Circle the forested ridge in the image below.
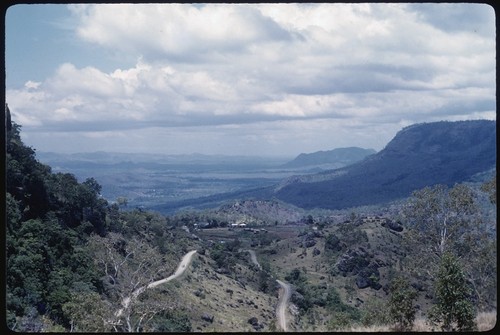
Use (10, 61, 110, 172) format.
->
(5, 106, 198, 332)
(276, 120, 496, 209)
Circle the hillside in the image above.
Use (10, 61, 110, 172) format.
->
(283, 147, 376, 169)
(5, 107, 496, 332)
(275, 120, 496, 210)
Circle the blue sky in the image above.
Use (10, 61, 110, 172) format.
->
(5, 3, 496, 157)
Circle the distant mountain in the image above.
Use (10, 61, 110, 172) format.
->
(274, 120, 496, 210)
(283, 147, 376, 169)
(37, 151, 288, 166)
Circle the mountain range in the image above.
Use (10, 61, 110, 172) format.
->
(282, 147, 376, 169)
(273, 120, 496, 209)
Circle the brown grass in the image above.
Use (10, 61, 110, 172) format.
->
(476, 311, 497, 332)
(343, 311, 497, 332)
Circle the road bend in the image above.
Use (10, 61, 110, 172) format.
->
(246, 249, 262, 270)
(115, 250, 197, 317)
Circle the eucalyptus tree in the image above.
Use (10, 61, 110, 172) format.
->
(402, 183, 496, 310)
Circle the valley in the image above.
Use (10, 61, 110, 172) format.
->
(6, 117, 497, 332)
(36, 147, 374, 213)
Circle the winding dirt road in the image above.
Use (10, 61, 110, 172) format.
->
(276, 279, 291, 332)
(116, 250, 197, 317)
(148, 250, 197, 288)
(245, 249, 262, 270)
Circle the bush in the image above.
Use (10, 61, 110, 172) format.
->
(427, 253, 477, 331)
(361, 297, 391, 327)
(388, 276, 418, 331)
(327, 311, 356, 330)
(152, 310, 192, 332)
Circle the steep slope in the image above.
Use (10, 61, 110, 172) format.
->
(275, 120, 496, 209)
(283, 147, 376, 169)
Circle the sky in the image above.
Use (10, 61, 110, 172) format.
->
(4, 3, 496, 157)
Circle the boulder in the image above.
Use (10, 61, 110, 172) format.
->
(382, 219, 404, 232)
(201, 313, 214, 323)
(336, 248, 370, 274)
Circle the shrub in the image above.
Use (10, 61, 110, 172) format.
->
(427, 253, 477, 331)
(388, 276, 418, 331)
(361, 297, 391, 327)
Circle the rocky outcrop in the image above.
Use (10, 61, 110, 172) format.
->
(336, 247, 382, 290)
(247, 316, 264, 330)
(336, 248, 370, 274)
(382, 219, 404, 232)
(201, 313, 214, 323)
(298, 230, 323, 248)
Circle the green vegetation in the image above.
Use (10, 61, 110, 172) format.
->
(360, 296, 391, 327)
(285, 267, 360, 328)
(6, 117, 105, 330)
(5, 108, 496, 332)
(5, 112, 196, 332)
(428, 253, 477, 331)
(388, 276, 418, 331)
(402, 183, 497, 310)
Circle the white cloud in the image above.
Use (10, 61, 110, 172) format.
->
(24, 80, 41, 89)
(6, 3, 496, 156)
(69, 4, 292, 59)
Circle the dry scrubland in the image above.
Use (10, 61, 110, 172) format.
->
(345, 311, 496, 332)
(159, 252, 278, 332)
(197, 219, 496, 332)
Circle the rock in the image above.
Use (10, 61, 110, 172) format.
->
(374, 258, 387, 267)
(336, 248, 370, 274)
(193, 288, 205, 298)
(357, 263, 382, 290)
(304, 239, 317, 248)
(201, 313, 214, 323)
(312, 247, 321, 256)
(356, 276, 370, 289)
(383, 219, 404, 232)
(247, 317, 263, 330)
(325, 234, 342, 251)
(411, 281, 425, 292)
(247, 317, 259, 326)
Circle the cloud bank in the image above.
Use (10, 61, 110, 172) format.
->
(6, 3, 496, 156)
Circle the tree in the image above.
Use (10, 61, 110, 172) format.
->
(62, 292, 112, 332)
(403, 183, 496, 309)
(405, 184, 477, 255)
(116, 196, 129, 208)
(480, 175, 496, 204)
(388, 276, 418, 331)
(402, 183, 479, 276)
(5, 114, 107, 330)
(428, 253, 476, 331)
(86, 232, 174, 332)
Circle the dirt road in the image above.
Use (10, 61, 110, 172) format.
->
(276, 279, 291, 332)
(148, 250, 197, 288)
(245, 249, 262, 270)
(116, 250, 197, 317)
